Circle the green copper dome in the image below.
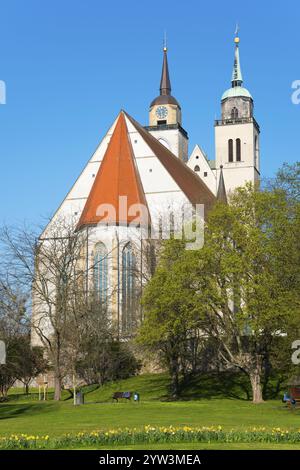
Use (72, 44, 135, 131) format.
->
(222, 86, 252, 100)
(221, 34, 252, 101)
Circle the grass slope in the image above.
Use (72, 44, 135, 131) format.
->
(81, 370, 281, 403)
(6, 370, 283, 404)
(0, 372, 295, 449)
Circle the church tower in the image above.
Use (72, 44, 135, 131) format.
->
(146, 44, 189, 162)
(215, 31, 260, 194)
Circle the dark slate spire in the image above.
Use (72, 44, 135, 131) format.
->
(160, 47, 171, 96)
(217, 166, 227, 204)
(150, 40, 181, 109)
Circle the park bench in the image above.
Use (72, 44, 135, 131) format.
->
(283, 387, 300, 408)
(289, 387, 300, 407)
(112, 391, 132, 402)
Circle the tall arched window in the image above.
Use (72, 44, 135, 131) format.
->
(93, 242, 108, 305)
(228, 139, 233, 162)
(122, 243, 136, 333)
(194, 165, 200, 172)
(236, 138, 241, 162)
(255, 135, 259, 167)
(231, 107, 238, 119)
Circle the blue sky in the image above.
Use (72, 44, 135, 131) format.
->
(0, 0, 299, 225)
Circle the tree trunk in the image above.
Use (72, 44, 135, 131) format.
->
(171, 372, 179, 398)
(25, 383, 29, 395)
(73, 373, 76, 406)
(262, 354, 271, 400)
(54, 337, 62, 401)
(54, 372, 62, 401)
(249, 370, 264, 404)
(170, 354, 179, 399)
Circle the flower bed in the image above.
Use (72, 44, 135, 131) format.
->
(1, 426, 300, 449)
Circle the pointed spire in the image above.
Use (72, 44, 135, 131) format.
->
(160, 40, 171, 96)
(222, 28, 252, 101)
(217, 166, 227, 204)
(231, 27, 243, 88)
(150, 38, 181, 110)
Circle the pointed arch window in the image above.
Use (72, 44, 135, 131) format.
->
(255, 135, 259, 167)
(93, 242, 108, 305)
(122, 243, 136, 333)
(228, 139, 233, 162)
(158, 217, 163, 239)
(194, 165, 200, 172)
(236, 138, 241, 162)
(231, 107, 239, 120)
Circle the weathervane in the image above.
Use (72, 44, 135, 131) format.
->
(163, 30, 167, 52)
(234, 23, 240, 44)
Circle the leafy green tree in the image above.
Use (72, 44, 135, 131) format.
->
(189, 186, 299, 403)
(271, 162, 300, 201)
(14, 337, 48, 394)
(0, 336, 47, 398)
(138, 185, 300, 403)
(0, 283, 26, 399)
(0, 282, 47, 398)
(76, 338, 140, 387)
(0, 338, 20, 399)
(137, 239, 200, 398)
(73, 297, 140, 387)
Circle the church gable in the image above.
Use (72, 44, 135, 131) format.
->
(187, 145, 217, 195)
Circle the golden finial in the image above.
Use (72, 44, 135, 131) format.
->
(234, 23, 240, 44)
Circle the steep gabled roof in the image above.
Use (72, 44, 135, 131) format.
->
(77, 112, 150, 229)
(124, 112, 216, 215)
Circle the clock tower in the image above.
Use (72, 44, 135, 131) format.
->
(145, 45, 188, 162)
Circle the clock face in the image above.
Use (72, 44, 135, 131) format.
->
(156, 106, 168, 119)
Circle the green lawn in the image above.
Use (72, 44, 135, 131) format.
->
(79, 443, 300, 450)
(0, 372, 298, 450)
(1, 400, 299, 438)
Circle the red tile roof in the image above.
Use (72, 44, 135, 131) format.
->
(77, 112, 150, 229)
